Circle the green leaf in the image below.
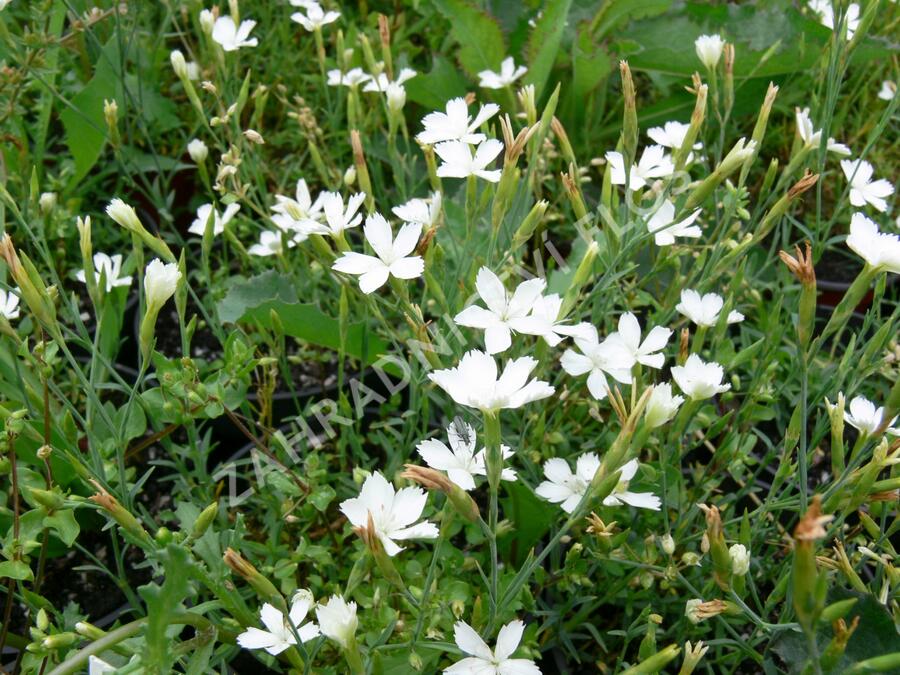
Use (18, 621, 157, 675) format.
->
(524, 0, 573, 97)
(0, 560, 34, 581)
(310, 485, 337, 513)
(217, 271, 389, 366)
(45, 509, 80, 546)
(139, 545, 191, 674)
(432, 0, 507, 78)
(59, 41, 118, 188)
(405, 55, 469, 109)
(500, 481, 558, 565)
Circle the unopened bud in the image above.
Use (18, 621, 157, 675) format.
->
(243, 129, 264, 144)
(170, 49, 188, 80)
(401, 464, 479, 522)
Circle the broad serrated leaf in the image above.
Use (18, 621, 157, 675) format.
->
(432, 0, 507, 78)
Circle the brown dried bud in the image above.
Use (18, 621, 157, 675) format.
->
(499, 115, 538, 164)
(402, 464, 479, 522)
(794, 495, 833, 541)
(585, 513, 618, 538)
(464, 91, 476, 105)
(779, 241, 816, 286)
(788, 171, 819, 200)
(679, 328, 690, 363)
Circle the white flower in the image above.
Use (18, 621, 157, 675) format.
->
(88, 656, 116, 675)
(363, 67, 417, 93)
(729, 544, 750, 576)
(644, 383, 684, 428)
(290, 2, 340, 31)
(188, 202, 240, 237)
(878, 80, 897, 101)
(560, 325, 634, 400)
(841, 159, 894, 213)
(647, 200, 702, 246)
(187, 138, 208, 163)
(0, 289, 20, 321)
(211, 16, 258, 51)
(416, 98, 500, 145)
(846, 213, 900, 273)
(615, 312, 672, 369)
(602, 459, 661, 511)
(316, 595, 358, 650)
(809, 0, 859, 39)
(536, 452, 600, 513)
(694, 34, 725, 69)
(453, 267, 547, 354)
(304, 191, 366, 237)
(477, 57, 528, 89)
(327, 67, 371, 88)
(727, 310, 745, 324)
(332, 214, 424, 293)
(795, 108, 851, 155)
(675, 289, 727, 327)
(270, 178, 323, 237)
(248, 230, 295, 257)
(647, 121, 702, 153)
(143, 259, 181, 310)
(237, 591, 319, 655)
(511, 294, 593, 347)
(339, 471, 438, 556)
(105, 198, 143, 233)
(605, 146, 674, 189)
(435, 139, 504, 182)
(843, 395, 899, 436)
(446, 620, 540, 675)
(671, 354, 730, 400)
(428, 349, 555, 413)
(393, 192, 442, 228)
(76, 253, 132, 292)
(416, 420, 516, 491)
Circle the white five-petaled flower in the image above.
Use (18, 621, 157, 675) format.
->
(332, 213, 424, 293)
(339, 471, 438, 557)
(363, 67, 417, 93)
(842, 395, 899, 436)
(327, 67, 371, 88)
(237, 591, 320, 655)
(429, 349, 555, 413)
(647, 200, 702, 246)
(878, 80, 897, 101)
(511, 294, 593, 347)
(536, 452, 600, 513)
(676, 289, 742, 326)
(446, 620, 540, 674)
(615, 312, 672, 369)
(248, 230, 296, 257)
(841, 159, 894, 213)
(76, 253, 133, 292)
(454, 267, 546, 354)
(477, 56, 528, 89)
(270, 178, 323, 237)
(671, 354, 730, 400)
(561, 325, 635, 401)
(316, 595, 358, 650)
(304, 191, 366, 237)
(188, 202, 241, 237)
(644, 383, 685, 428)
(290, 2, 340, 31)
(393, 192, 442, 228)
(416, 98, 500, 145)
(211, 16, 258, 51)
(0, 289, 20, 321)
(694, 34, 725, 69)
(795, 108, 851, 156)
(606, 146, 675, 189)
(602, 459, 661, 510)
(647, 121, 702, 154)
(435, 139, 504, 182)
(808, 0, 859, 39)
(143, 259, 181, 310)
(416, 420, 516, 491)
(845, 213, 900, 273)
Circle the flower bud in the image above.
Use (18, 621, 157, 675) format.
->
(199, 8, 215, 34)
(511, 200, 548, 252)
(39, 192, 56, 215)
(75, 622, 105, 639)
(89, 480, 153, 546)
(187, 138, 208, 163)
(223, 547, 282, 605)
(170, 49, 188, 79)
(42, 632, 77, 650)
(385, 81, 406, 112)
(661, 533, 676, 555)
(729, 543, 750, 576)
(243, 129, 265, 144)
(190, 501, 218, 540)
(698, 503, 732, 591)
(401, 464, 479, 523)
(343, 165, 357, 186)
